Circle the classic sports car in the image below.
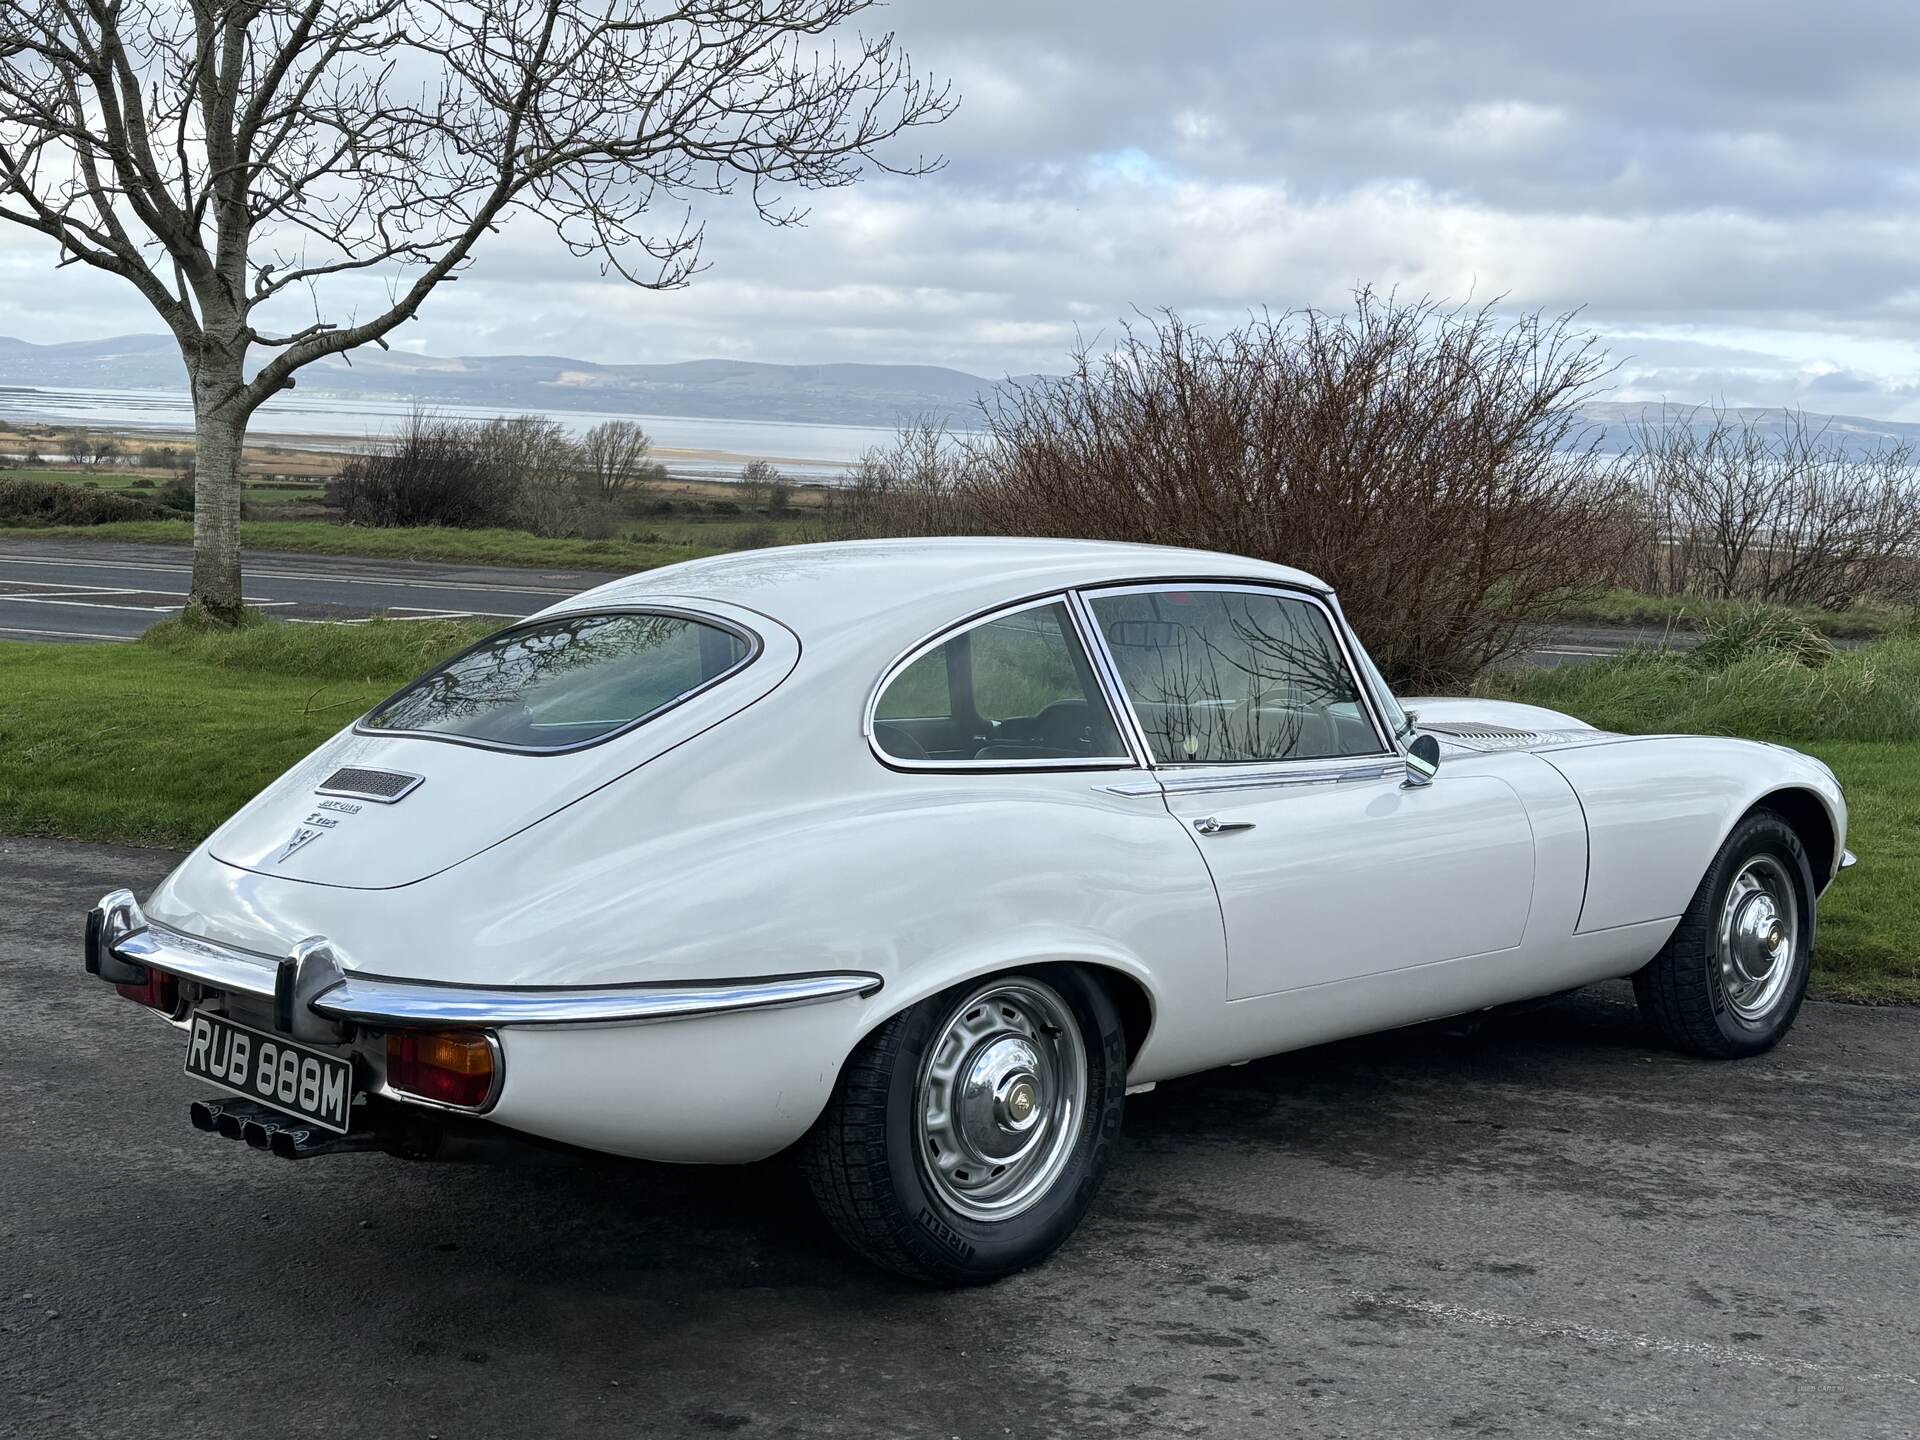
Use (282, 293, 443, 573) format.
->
(86, 538, 1852, 1283)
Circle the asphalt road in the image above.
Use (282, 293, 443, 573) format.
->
(5, 836, 1917, 1438)
(1, 535, 1680, 667)
(0, 536, 612, 642)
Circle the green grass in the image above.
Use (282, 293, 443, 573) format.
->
(1559, 587, 1909, 641)
(1490, 624, 1920, 1003)
(0, 616, 492, 848)
(15, 518, 728, 571)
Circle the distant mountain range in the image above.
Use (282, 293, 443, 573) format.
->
(3, 334, 1918, 455)
(0, 333, 1036, 429)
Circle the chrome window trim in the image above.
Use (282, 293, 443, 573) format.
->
(1323, 587, 1411, 757)
(1065, 588, 1158, 770)
(863, 591, 1147, 773)
(1074, 580, 1396, 770)
(354, 605, 763, 757)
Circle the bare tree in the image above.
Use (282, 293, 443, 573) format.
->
(580, 419, 659, 504)
(1626, 408, 1920, 608)
(737, 456, 780, 510)
(0, 2, 951, 620)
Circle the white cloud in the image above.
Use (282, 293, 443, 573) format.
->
(5, 0, 1920, 418)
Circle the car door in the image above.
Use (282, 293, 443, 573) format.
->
(1080, 583, 1536, 1001)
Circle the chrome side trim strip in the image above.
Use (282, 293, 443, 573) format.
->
(1839, 849, 1858, 871)
(1098, 760, 1400, 798)
(310, 971, 884, 1027)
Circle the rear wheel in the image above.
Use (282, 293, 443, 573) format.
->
(1633, 809, 1815, 1058)
(802, 967, 1127, 1285)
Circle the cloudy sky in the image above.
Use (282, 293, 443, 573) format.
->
(4, 0, 1918, 417)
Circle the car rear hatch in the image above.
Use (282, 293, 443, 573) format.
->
(205, 598, 798, 890)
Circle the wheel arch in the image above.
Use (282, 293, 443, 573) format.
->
(1747, 786, 1838, 896)
(851, 954, 1161, 1073)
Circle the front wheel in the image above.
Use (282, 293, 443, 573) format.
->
(1633, 809, 1815, 1059)
(802, 967, 1127, 1285)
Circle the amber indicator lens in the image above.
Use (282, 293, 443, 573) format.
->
(386, 1030, 497, 1109)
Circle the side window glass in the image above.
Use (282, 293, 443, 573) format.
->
(1088, 589, 1384, 764)
(873, 601, 1130, 765)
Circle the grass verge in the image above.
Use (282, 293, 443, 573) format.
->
(0, 616, 489, 848)
(1558, 587, 1909, 641)
(1489, 623, 1920, 1003)
(7, 518, 727, 571)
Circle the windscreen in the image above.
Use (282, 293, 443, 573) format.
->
(363, 611, 754, 750)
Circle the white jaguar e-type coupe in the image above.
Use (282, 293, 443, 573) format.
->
(86, 538, 1851, 1283)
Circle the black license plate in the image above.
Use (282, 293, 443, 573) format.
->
(184, 1012, 354, 1133)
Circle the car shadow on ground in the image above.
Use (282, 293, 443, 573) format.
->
(340, 982, 1658, 1293)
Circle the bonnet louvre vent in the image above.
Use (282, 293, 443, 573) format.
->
(316, 767, 424, 803)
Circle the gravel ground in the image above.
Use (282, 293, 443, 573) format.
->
(4, 835, 1917, 1439)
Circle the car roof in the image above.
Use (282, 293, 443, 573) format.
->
(558, 537, 1332, 640)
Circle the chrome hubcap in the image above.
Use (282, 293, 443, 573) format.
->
(1717, 855, 1798, 1023)
(916, 979, 1087, 1221)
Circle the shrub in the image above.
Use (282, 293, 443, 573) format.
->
(827, 294, 1634, 688)
(331, 409, 582, 534)
(0, 477, 184, 525)
(729, 522, 781, 550)
(1691, 604, 1836, 671)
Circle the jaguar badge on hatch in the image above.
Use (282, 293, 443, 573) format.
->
(273, 825, 324, 864)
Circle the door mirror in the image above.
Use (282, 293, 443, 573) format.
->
(1402, 732, 1441, 788)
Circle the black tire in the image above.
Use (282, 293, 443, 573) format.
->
(801, 966, 1127, 1285)
(1633, 809, 1816, 1059)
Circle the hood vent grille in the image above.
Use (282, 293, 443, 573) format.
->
(1425, 723, 1597, 751)
(316, 767, 424, 803)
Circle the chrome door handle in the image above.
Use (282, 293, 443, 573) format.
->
(1193, 816, 1256, 835)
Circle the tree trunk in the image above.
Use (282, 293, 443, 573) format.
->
(189, 354, 249, 623)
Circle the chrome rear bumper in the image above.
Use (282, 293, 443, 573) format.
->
(86, 890, 880, 1033)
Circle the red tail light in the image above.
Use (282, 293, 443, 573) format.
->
(386, 1030, 499, 1110)
(116, 967, 179, 1014)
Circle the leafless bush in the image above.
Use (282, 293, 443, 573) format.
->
(833, 297, 1629, 687)
(329, 410, 585, 535)
(820, 417, 988, 541)
(1624, 409, 1920, 609)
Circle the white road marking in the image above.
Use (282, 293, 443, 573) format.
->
(0, 551, 579, 598)
(0, 595, 293, 614)
(0, 624, 131, 642)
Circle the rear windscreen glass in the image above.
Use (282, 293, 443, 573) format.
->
(363, 611, 754, 750)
